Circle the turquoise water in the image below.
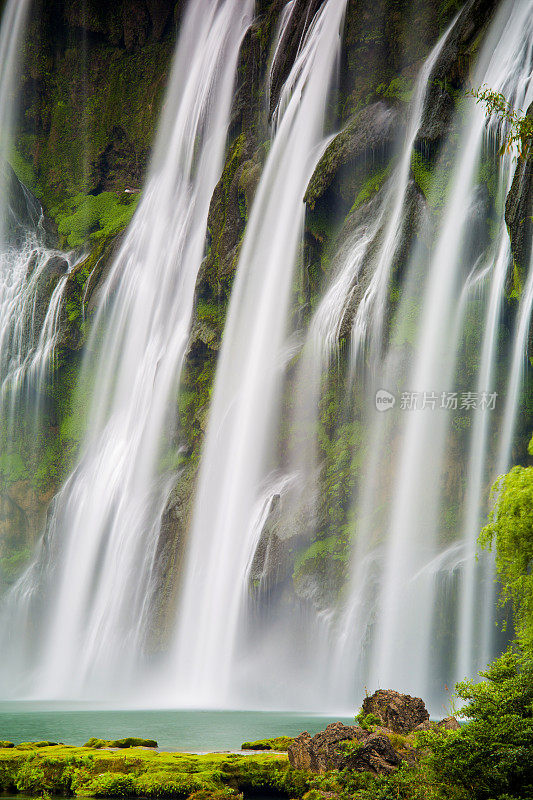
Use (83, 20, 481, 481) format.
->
(0, 706, 352, 751)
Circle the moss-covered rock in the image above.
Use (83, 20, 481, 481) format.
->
(84, 737, 158, 749)
(305, 102, 398, 211)
(241, 736, 294, 752)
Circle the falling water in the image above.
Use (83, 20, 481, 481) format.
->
(322, 0, 533, 707)
(0, 0, 531, 713)
(0, 0, 76, 577)
(456, 7, 533, 683)
(171, 0, 348, 708)
(0, 0, 253, 699)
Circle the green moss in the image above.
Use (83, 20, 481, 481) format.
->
(51, 191, 139, 249)
(0, 744, 300, 799)
(0, 549, 32, 584)
(84, 738, 158, 750)
(410, 151, 449, 208)
(350, 163, 392, 212)
(376, 76, 413, 103)
(15, 742, 58, 749)
(0, 452, 28, 483)
(8, 148, 40, 199)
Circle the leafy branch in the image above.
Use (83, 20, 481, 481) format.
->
(470, 85, 533, 156)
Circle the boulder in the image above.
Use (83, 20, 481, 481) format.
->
(437, 716, 461, 731)
(343, 732, 402, 775)
(361, 689, 429, 733)
(288, 722, 408, 776)
(288, 722, 367, 772)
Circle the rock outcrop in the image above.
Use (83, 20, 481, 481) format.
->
(343, 732, 402, 775)
(288, 722, 368, 773)
(288, 691, 459, 776)
(361, 689, 430, 733)
(505, 102, 533, 283)
(288, 722, 405, 776)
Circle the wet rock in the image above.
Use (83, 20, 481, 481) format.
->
(268, 0, 326, 116)
(1, 162, 43, 243)
(305, 102, 399, 209)
(505, 103, 533, 282)
(361, 689, 429, 733)
(417, 0, 500, 144)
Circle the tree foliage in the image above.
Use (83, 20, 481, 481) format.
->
(479, 436, 533, 647)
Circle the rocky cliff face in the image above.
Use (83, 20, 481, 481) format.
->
(2, 0, 529, 626)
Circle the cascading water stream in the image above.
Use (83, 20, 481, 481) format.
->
(287, 20, 454, 641)
(0, 0, 530, 715)
(456, 12, 533, 681)
(0, 0, 253, 700)
(170, 0, 348, 709)
(0, 0, 76, 551)
(318, 0, 533, 707)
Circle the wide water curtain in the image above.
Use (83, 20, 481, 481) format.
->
(0, 0, 253, 699)
(0, 0, 532, 713)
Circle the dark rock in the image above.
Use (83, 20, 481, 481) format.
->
(417, 0, 500, 144)
(288, 722, 407, 775)
(414, 720, 434, 732)
(123, 0, 151, 51)
(344, 732, 402, 775)
(288, 722, 368, 772)
(362, 689, 429, 733)
(269, 0, 327, 117)
(505, 103, 533, 282)
(92, 125, 146, 193)
(305, 102, 399, 209)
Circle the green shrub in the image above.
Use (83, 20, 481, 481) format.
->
(429, 647, 533, 800)
(354, 712, 381, 731)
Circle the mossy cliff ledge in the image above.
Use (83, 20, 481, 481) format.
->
(0, 744, 300, 799)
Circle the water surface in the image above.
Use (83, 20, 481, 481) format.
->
(0, 706, 352, 751)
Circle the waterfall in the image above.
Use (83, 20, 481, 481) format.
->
(0, 0, 531, 713)
(320, 0, 533, 708)
(170, 0, 348, 708)
(0, 0, 253, 699)
(0, 0, 76, 583)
